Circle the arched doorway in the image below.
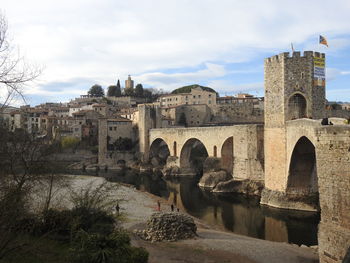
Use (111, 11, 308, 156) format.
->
(180, 138, 208, 173)
(221, 137, 233, 175)
(287, 93, 307, 120)
(287, 136, 318, 196)
(149, 138, 170, 166)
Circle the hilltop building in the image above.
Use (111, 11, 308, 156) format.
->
(157, 85, 217, 108)
(125, 75, 134, 90)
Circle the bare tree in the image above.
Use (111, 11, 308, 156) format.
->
(0, 127, 65, 259)
(0, 12, 41, 111)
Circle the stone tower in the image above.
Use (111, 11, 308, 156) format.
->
(125, 75, 134, 90)
(264, 51, 325, 127)
(262, 51, 326, 208)
(138, 104, 162, 162)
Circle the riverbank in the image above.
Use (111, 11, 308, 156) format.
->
(69, 175, 318, 263)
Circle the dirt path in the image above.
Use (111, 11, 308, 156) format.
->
(70, 176, 319, 263)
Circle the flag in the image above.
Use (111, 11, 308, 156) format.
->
(319, 35, 328, 47)
(291, 43, 295, 52)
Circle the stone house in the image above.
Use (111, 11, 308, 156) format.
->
(98, 116, 134, 165)
(158, 86, 217, 108)
(161, 104, 211, 127)
(92, 104, 107, 116)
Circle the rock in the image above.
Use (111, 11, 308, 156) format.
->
(203, 157, 222, 172)
(151, 157, 161, 167)
(117, 159, 126, 168)
(135, 212, 197, 242)
(213, 179, 264, 195)
(163, 166, 180, 178)
(260, 189, 320, 212)
(198, 170, 232, 188)
(213, 179, 244, 192)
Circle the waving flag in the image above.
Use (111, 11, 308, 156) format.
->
(319, 35, 328, 47)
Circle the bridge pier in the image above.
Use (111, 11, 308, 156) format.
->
(316, 126, 350, 263)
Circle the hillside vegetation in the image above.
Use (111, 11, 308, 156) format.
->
(171, 84, 217, 95)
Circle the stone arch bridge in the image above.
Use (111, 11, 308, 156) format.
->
(147, 124, 264, 180)
(142, 120, 350, 263)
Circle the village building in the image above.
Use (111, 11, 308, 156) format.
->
(158, 86, 217, 108)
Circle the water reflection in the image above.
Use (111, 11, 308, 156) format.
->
(82, 170, 319, 246)
(163, 177, 319, 246)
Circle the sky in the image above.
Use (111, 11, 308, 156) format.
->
(2, 0, 350, 106)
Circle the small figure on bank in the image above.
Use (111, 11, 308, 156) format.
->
(177, 208, 180, 212)
(157, 200, 161, 211)
(115, 203, 120, 216)
(171, 204, 174, 212)
(329, 121, 334, 125)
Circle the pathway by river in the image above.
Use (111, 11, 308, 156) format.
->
(82, 170, 320, 246)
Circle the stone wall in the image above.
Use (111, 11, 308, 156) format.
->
(264, 51, 326, 204)
(138, 104, 162, 162)
(98, 118, 108, 164)
(325, 108, 350, 119)
(212, 103, 264, 124)
(316, 126, 350, 263)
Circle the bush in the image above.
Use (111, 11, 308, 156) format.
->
(31, 207, 116, 241)
(61, 137, 80, 150)
(70, 207, 115, 236)
(38, 209, 73, 240)
(70, 230, 149, 263)
(130, 246, 149, 263)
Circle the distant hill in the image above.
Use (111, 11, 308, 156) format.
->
(171, 84, 217, 95)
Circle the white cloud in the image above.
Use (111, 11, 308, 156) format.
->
(136, 63, 227, 91)
(326, 68, 350, 81)
(2, 0, 350, 102)
(207, 80, 263, 96)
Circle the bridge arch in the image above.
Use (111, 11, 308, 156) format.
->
(287, 92, 308, 120)
(149, 138, 170, 166)
(180, 138, 209, 173)
(287, 136, 318, 196)
(221, 136, 234, 175)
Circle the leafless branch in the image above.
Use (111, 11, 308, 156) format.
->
(0, 12, 42, 111)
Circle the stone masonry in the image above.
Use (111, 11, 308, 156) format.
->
(316, 126, 350, 263)
(139, 51, 350, 262)
(148, 125, 264, 181)
(264, 51, 326, 199)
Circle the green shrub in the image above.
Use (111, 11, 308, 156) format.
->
(70, 230, 148, 263)
(61, 136, 80, 150)
(70, 207, 115, 236)
(39, 209, 72, 240)
(31, 207, 116, 241)
(130, 246, 149, 263)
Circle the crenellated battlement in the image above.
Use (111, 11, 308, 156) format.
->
(265, 51, 325, 63)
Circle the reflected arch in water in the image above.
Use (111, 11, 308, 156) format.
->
(221, 136, 233, 175)
(287, 136, 318, 196)
(149, 138, 170, 165)
(180, 138, 209, 172)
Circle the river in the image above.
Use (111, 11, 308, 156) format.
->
(83, 169, 319, 246)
